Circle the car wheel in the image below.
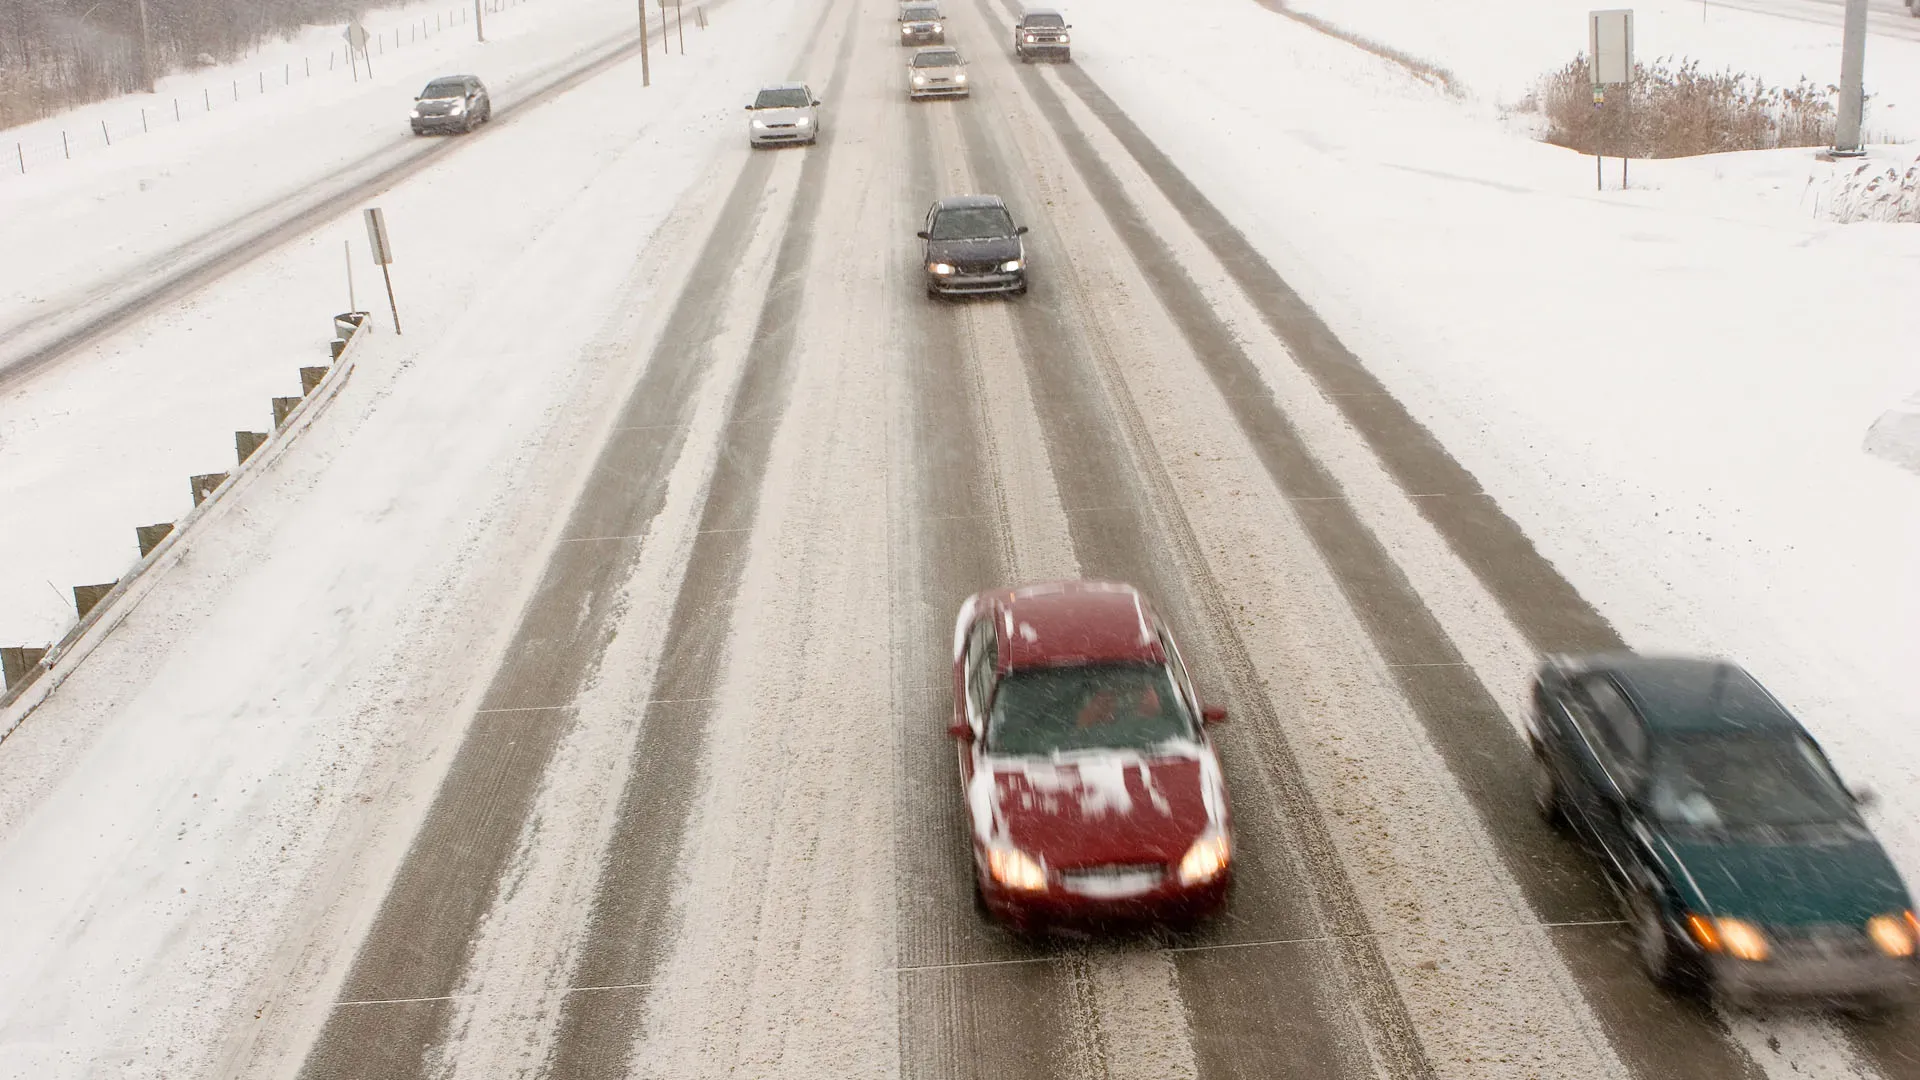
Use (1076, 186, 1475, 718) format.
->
(1629, 886, 1697, 992)
(1531, 748, 1566, 827)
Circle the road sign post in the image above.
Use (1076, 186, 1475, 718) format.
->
(364, 208, 401, 335)
(1832, 0, 1868, 157)
(1589, 9, 1634, 190)
(637, 0, 651, 86)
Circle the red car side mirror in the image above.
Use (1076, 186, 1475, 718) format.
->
(1202, 705, 1228, 725)
(948, 720, 974, 740)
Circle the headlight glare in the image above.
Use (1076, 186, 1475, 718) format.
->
(1868, 913, 1918, 958)
(1704, 917, 1769, 962)
(410, 109, 421, 118)
(956, 72, 968, 83)
(795, 116, 811, 127)
(987, 848, 1047, 891)
(1176, 831, 1231, 886)
(932, 21, 943, 31)
(913, 75, 927, 85)
(928, 262, 956, 275)
(999, 259, 1024, 272)
(1025, 33, 1037, 42)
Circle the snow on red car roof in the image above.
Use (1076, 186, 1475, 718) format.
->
(997, 580, 1163, 671)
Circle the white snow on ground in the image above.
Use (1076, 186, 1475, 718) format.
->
(0, 3, 796, 1075)
(0, 0, 713, 645)
(1284, 0, 1920, 138)
(1077, 0, 1920, 1029)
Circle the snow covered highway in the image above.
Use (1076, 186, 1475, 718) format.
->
(4, 0, 1920, 1077)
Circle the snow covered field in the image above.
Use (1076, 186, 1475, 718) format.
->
(1076, 0, 1920, 885)
(0, 0, 697, 645)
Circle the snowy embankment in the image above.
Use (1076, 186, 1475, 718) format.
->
(0, 0, 803, 1073)
(1075, 0, 1920, 891)
(0, 0, 677, 646)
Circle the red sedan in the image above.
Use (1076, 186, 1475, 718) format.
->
(950, 580, 1233, 930)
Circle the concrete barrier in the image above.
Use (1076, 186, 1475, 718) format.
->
(0, 314, 369, 732)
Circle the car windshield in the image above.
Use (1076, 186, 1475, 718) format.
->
(902, 6, 939, 19)
(930, 206, 1014, 240)
(1647, 732, 1858, 830)
(1023, 12, 1065, 27)
(913, 50, 960, 67)
(423, 79, 467, 97)
(753, 87, 810, 109)
(986, 663, 1195, 756)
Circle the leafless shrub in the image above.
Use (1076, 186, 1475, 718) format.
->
(1537, 53, 1838, 159)
(0, 0, 367, 129)
(1827, 156, 1920, 223)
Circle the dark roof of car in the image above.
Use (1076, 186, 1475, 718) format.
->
(993, 581, 1163, 671)
(1593, 655, 1802, 735)
(934, 194, 1008, 212)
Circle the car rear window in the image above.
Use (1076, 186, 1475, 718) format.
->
(912, 50, 961, 67)
(987, 663, 1194, 755)
(753, 87, 810, 108)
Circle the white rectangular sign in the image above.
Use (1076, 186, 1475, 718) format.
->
(364, 207, 393, 266)
(1589, 9, 1633, 85)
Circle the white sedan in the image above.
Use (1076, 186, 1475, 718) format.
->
(907, 47, 969, 100)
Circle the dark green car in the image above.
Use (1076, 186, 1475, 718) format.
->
(1527, 653, 1917, 1007)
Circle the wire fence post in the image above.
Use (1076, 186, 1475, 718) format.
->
(16, 142, 23, 174)
(174, 97, 180, 120)
(62, 131, 69, 159)
(232, 79, 238, 101)
(141, 107, 147, 132)
(204, 87, 210, 110)
(101, 119, 110, 145)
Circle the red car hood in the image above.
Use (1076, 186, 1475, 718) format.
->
(968, 744, 1226, 869)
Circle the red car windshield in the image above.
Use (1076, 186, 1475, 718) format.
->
(987, 663, 1194, 756)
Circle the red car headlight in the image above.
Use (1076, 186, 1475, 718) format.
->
(987, 848, 1048, 891)
(1176, 831, 1231, 886)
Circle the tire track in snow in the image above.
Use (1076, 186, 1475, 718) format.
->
(529, 0, 865, 1074)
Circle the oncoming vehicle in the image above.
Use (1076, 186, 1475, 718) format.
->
(907, 46, 969, 100)
(1529, 653, 1918, 1008)
(1012, 7, 1070, 62)
(950, 581, 1234, 931)
(744, 82, 822, 148)
(899, 2, 945, 45)
(917, 195, 1028, 297)
(410, 75, 491, 134)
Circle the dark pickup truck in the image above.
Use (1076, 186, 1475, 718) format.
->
(1012, 8, 1071, 62)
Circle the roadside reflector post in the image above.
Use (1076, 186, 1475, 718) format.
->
(1589, 9, 1633, 191)
(364, 207, 402, 335)
(637, 0, 651, 85)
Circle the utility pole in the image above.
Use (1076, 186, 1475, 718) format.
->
(1832, 0, 1867, 156)
(637, 0, 651, 85)
(134, 0, 154, 92)
(475, 0, 485, 42)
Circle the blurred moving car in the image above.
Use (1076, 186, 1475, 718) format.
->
(918, 195, 1028, 297)
(410, 75, 491, 134)
(1529, 653, 1918, 1008)
(1012, 7, 1070, 62)
(907, 46, 969, 100)
(745, 83, 822, 147)
(950, 581, 1233, 931)
(899, 2, 946, 45)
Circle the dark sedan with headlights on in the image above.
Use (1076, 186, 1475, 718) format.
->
(1529, 653, 1917, 1008)
(899, 2, 945, 45)
(410, 75, 490, 134)
(918, 195, 1028, 297)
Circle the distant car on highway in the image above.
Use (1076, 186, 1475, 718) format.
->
(907, 46, 969, 100)
(745, 83, 822, 148)
(918, 195, 1028, 297)
(1529, 653, 1918, 1008)
(899, 2, 946, 45)
(951, 581, 1233, 931)
(410, 75, 491, 134)
(1012, 7, 1070, 62)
